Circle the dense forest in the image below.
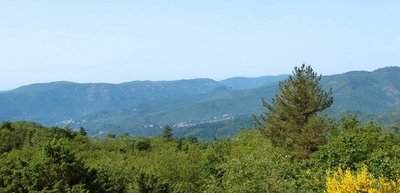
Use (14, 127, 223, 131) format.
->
(1, 65, 400, 192)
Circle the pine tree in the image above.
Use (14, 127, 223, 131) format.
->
(79, 127, 87, 136)
(162, 125, 173, 140)
(254, 64, 333, 158)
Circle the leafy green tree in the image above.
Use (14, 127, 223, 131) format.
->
(255, 64, 333, 158)
(0, 121, 11, 130)
(0, 121, 43, 154)
(50, 126, 77, 140)
(135, 171, 171, 193)
(136, 138, 152, 151)
(204, 131, 296, 193)
(162, 125, 173, 141)
(391, 124, 400, 135)
(107, 133, 116, 138)
(309, 116, 400, 179)
(0, 138, 117, 192)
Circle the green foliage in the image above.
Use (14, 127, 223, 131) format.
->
(136, 138, 152, 151)
(0, 140, 113, 192)
(291, 115, 400, 192)
(256, 64, 333, 158)
(0, 121, 48, 154)
(1, 118, 400, 192)
(135, 171, 171, 193)
(107, 133, 116, 138)
(205, 131, 296, 193)
(162, 125, 173, 140)
(310, 116, 400, 179)
(79, 127, 87, 136)
(50, 126, 77, 140)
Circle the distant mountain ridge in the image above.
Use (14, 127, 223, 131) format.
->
(322, 66, 400, 114)
(0, 79, 223, 124)
(219, 75, 288, 90)
(1, 67, 400, 138)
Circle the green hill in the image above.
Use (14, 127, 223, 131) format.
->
(322, 66, 400, 114)
(219, 75, 287, 90)
(0, 79, 222, 124)
(1, 67, 400, 138)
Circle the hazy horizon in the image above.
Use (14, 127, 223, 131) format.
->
(1, 1, 399, 90)
(3, 65, 399, 91)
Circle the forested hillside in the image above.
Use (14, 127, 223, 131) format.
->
(0, 79, 222, 124)
(1, 67, 400, 138)
(322, 67, 400, 114)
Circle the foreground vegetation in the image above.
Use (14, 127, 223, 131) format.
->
(1, 118, 400, 192)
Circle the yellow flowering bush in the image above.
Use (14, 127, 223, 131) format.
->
(326, 165, 400, 193)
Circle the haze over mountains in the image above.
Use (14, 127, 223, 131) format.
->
(1, 67, 400, 138)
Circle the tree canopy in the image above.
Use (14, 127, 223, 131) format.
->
(255, 64, 333, 158)
(162, 125, 173, 140)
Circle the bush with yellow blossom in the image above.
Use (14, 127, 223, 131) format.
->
(326, 165, 400, 193)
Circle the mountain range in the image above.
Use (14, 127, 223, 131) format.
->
(1, 67, 400, 138)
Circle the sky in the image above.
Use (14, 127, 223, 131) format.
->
(0, 0, 400, 90)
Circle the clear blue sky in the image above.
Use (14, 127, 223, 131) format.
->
(1, 0, 399, 90)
